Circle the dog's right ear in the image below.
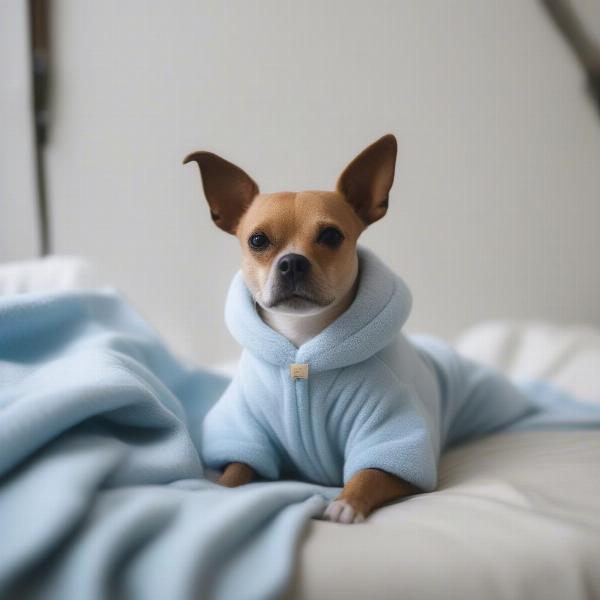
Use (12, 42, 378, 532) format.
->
(183, 151, 259, 234)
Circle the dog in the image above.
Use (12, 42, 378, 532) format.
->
(184, 135, 533, 524)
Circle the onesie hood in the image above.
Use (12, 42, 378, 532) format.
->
(224, 246, 412, 373)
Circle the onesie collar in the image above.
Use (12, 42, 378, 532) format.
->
(224, 246, 412, 373)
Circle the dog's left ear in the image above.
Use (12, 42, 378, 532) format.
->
(336, 134, 397, 225)
(183, 151, 259, 234)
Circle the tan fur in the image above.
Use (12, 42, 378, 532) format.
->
(237, 191, 364, 329)
(218, 462, 255, 487)
(336, 468, 418, 518)
(186, 134, 415, 522)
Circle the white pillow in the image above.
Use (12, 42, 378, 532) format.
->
(0, 255, 99, 296)
(456, 321, 600, 404)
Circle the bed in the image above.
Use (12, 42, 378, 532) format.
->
(1, 257, 599, 600)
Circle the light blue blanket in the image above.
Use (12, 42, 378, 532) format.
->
(0, 290, 332, 600)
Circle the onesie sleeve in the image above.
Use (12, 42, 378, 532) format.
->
(200, 378, 282, 480)
(343, 386, 439, 492)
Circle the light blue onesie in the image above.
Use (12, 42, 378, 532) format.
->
(200, 247, 589, 491)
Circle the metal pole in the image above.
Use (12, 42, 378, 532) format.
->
(28, 0, 51, 256)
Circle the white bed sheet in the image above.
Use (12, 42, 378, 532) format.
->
(286, 322, 600, 600)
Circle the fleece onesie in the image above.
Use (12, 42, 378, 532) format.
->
(200, 247, 549, 491)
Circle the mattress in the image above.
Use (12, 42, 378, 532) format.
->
(286, 322, 600, 600)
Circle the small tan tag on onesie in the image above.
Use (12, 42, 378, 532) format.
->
(290, 363, 309, 380)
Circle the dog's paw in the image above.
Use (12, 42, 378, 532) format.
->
(323, 499, 366, 524)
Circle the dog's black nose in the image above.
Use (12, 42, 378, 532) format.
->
(277, 253, 310, 281)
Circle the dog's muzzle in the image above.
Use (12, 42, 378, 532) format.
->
(266, 253, 327, 308)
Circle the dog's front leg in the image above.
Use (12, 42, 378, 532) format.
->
(217, 462, 255, 487)
(324, 468, 418, 524)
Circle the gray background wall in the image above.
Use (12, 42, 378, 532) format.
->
(0, 1, 40, 260)
(2, 0, 600, 365)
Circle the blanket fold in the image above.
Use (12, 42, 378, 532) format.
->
(0, 290, 332, 600)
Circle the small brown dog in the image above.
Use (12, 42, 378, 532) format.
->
(184, 135, 417, 523)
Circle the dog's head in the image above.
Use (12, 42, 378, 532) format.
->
(184, 134, 397, 317)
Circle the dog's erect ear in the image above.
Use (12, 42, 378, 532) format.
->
(336, 134, 397, 225)
(183, 151, 259, 234)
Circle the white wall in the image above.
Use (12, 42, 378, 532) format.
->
(0, 0, 40, 260)
(44, 0, 600, 365)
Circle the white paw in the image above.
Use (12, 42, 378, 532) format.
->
(323, 500, 366, 524)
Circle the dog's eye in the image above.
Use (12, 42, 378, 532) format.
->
(249, 232, 270, 250)
(317, 227, 344, 249)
